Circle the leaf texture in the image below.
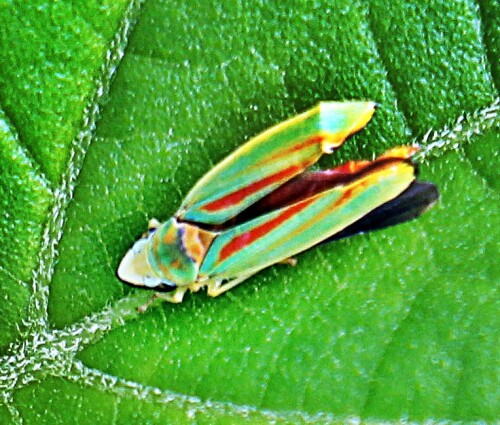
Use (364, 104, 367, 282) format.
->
(0, 1, 498, 424)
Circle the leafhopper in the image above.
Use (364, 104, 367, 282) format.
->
(118, 102, 438, 307)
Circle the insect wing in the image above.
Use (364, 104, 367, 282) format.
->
(177, 101, 376, 225)
(199, 156, 416, 280)
(323, 180, 439, 243)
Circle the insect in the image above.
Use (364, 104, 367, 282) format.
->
(118, 101, 438, 308)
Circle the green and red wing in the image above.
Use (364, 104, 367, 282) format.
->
(177, 101, 376, 225)
(199, 147, 417, 280)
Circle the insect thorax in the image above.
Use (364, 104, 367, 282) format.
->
(147, 218, 216, 287)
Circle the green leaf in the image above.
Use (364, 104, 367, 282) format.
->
(0, 109, 51, 352)
(1, 1, 498, 424)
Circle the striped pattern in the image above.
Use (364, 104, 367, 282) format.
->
(177, 102, 376, 225)
(200, 158, 416, 280)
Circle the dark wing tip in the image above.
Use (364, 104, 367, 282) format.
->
(322, 180, 439, 243)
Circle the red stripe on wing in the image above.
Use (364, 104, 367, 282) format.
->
(262, 135, 324, 163)
(218, 197, 315, 262)
(201, 165, 303, 213)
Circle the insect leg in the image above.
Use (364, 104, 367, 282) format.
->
(140, 218, 162, 239)
(148, 218, 162, 230)
(278, 258, 297, 266)
(206, 273, 257, 297)
(136, 287, 187, 313)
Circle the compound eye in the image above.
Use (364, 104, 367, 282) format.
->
(155, 282, 177, 293)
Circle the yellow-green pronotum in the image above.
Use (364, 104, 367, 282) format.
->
(118, 102, 438, 306)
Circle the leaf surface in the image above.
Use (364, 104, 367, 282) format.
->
(0, 1, 498, 423)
